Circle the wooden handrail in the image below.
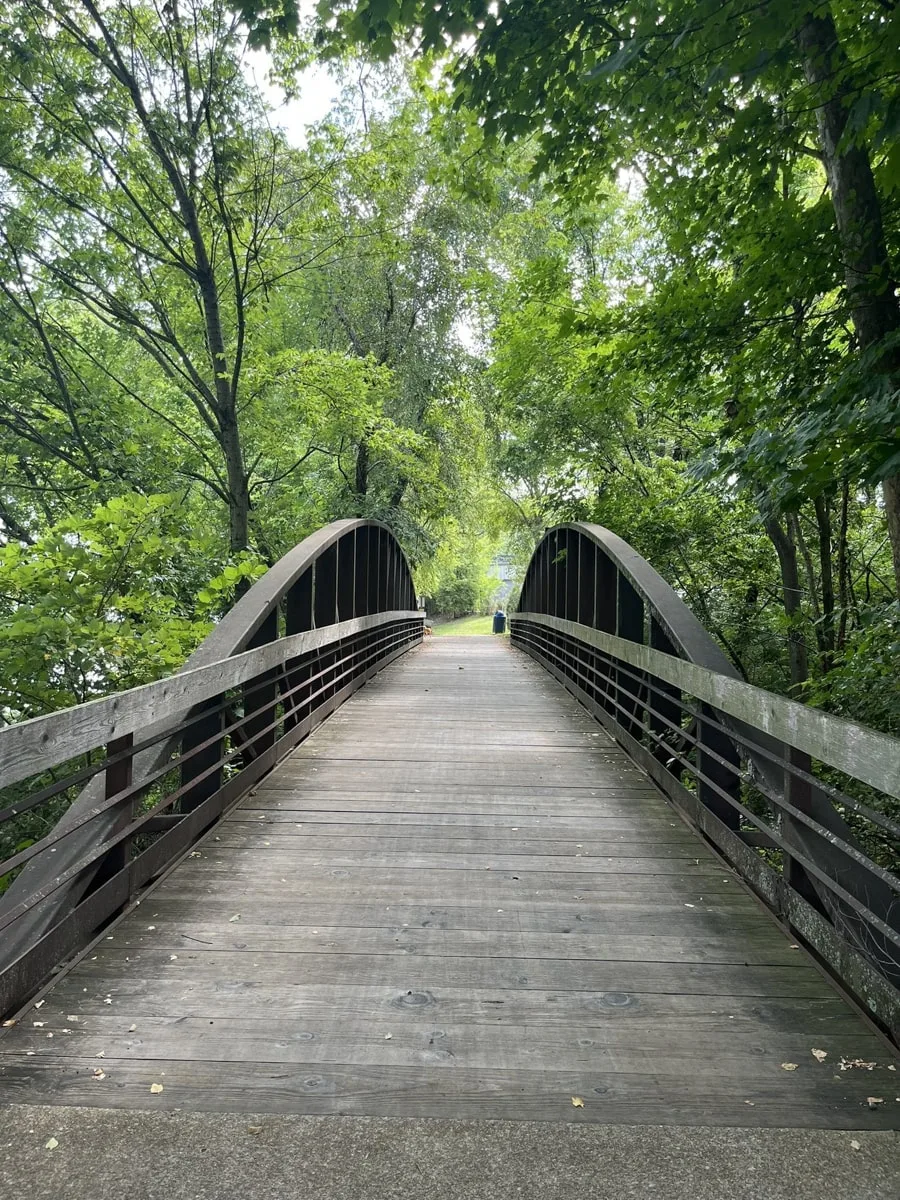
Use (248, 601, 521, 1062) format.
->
(512, 612, 900, 800)
(0, 610, 419, 791)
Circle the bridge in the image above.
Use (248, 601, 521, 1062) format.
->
(0, 520, 898, 1197)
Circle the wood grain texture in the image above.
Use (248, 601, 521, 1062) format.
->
(1, 636, 895, 1128)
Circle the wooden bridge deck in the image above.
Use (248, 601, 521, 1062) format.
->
(1, 637, 896, 1127)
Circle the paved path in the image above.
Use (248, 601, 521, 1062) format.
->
(1, 637, 897, 1192)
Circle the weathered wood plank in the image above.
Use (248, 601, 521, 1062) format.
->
(2, 1056, 896, 1129)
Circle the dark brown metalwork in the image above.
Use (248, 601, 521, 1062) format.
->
(0, 520, 422, 1016)
(513, 523, 900, 1041)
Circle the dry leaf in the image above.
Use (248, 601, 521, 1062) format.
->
(781, 1063, 799, 1072)
(811, 1048, 827, 1062)
(34, 1000, 45, 1009)
(92, 1068, 106, 1080)
(33, 1021, 45, 1027)
(743, 1101, 755, 1106)
(2, 1019, 16, 1028)
(169, 955, 177, 961)
(229, 914, 241, 923)
(45, 1137, 59, 1150)
(867, 1097, 884, 1109)
(571, 1096, 584, 1108)
(247, 1126, 263, 1135)
(850, 1140, 861, 1151)
(384, 1033, 392, 1040)
(150, 1082, 164, 1094)
(128, 1024, 137, 1033)
(840, 1057, 877, 1071)
(95, 1051, 105, 1059)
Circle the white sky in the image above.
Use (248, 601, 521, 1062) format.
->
(246, 50, 342, 146)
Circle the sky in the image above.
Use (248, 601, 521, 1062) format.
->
(246, 50, 341, 146)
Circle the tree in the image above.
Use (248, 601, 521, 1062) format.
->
(321, 0, 900, 590)
(0, 0, 339, 551)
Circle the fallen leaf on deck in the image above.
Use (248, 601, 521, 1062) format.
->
(850, 1140, 861, 1151)
(811, 1049, 827, 1062)
(571, 1096, 584, 1107)
(45, 1138, 59, 1150)
(867, 1097, 884, 1108)
(247, 1126, 263, 1135)
(150, 1083, 164, 1094)
(95, 1051, 105, 1058)
(35, 1000, 45, 1009)
(840, 1058, 877, 1071)
(781, 1063, 798, 1071)
(229, 914, 241, 923)
(33, 1021, 44, 1027)
(1, 1019, 16, 1028)
(92, 1068, 106, 1080)
(384, 1033, 392, 1040)
(128, 1024, 137, 1033)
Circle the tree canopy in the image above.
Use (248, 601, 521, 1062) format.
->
(0, 0, 897, 751)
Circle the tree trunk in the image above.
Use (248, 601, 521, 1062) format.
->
(354, 439, 369, 516)
(764, 515, 809, 690)
(219, 412, 250, 554)
(797, 6, 900, 593)
(813, 493, 836, 664)
(837, 478, 851, 650)
(882, 475, 900, 598)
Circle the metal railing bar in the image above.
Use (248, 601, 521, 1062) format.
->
(516, 630, 900, 950)
(513, 625, 900, 899)
(0, 610, 423, 792)
(0, 623, 420, 896)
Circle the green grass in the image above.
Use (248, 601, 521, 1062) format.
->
(431, 614, 506, 636)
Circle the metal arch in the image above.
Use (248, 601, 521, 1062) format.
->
(519, 522, 738, 677)
(0, 520, 418, 965)
(514, 521, 900, 999)
(185, 519, 416, 667)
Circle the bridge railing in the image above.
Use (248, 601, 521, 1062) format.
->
(512, 523, 900, 1042)
(0, 519, 423, 1016)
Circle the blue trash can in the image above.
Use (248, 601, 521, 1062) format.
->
(492, 610, 506, 634)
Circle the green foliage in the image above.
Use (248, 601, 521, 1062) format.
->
(0, 492, 252, 720)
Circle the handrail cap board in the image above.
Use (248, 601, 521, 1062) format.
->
(0, 611, 420, 792)
(512, 613, 900, 802)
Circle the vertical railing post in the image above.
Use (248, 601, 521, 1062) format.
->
(783, 746, 816, 900)
(241, 608, 279, 760)
(615, 572, 644, 738)
(94, 733, 134, 889)
(314, 542, 338, 701)
(697, 708, 742, 831)
(648, 617, 683, 772)
(180, 698, 224, 813)
(284, 567, 313, 731)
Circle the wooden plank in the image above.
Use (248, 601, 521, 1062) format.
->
(69, 949, 828, 997)
(2, 1056, 896, 1129)
(10, 1017, 885, 1074)
(117, 897, 782, 938)
(31, 980, 868, 1034)
(100, 922, 802, 966)
(209, 832, 704, 859)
